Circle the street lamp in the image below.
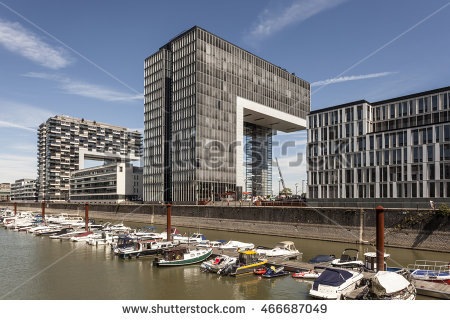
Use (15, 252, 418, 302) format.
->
(295, 183, 299, 196)
(301, 179, 305, 196)
(278, 179, 281, 197)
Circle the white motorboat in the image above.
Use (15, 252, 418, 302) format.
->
(60, 217, 85, 227)
(309, 268, 364, 300)
(200, 254, 238, 274)
(103, 223, 131, 233)
(52, 230, 86, 240)
(71, 231, 101, 242)
(174, 233, 207, 244)
(88, 232, 115, 246)
(70, 231, 95, 242)
(116, 239, 176, 258)
(196, 240, 226, 248)
(331, 248, 364, 269)
(46, 213, 70, 224)
(219, 240, 254, 250)
(133, 227, 163, 239)
(255, 241, 301, 258)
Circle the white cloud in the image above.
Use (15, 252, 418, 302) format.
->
(0, 100, 53, 131)
(247, 0, 347, 41)
(0, 154, 37, 182)
(0, 20, 71, 69)
(311, 71, 396, 87)
(24, 72, 143, 102)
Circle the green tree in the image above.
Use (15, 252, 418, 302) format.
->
(280, 187, 292, 196)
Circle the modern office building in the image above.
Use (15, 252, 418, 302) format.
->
(10, 179, 38, 201)
(0, 183, 11, 202)
(38, 115, 142, 201)
(69, 162, 143, 203)
(307, 86, 450, 202)
(144, 26, 310, 203)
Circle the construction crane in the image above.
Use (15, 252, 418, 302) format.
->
(275, 157, 286, 194)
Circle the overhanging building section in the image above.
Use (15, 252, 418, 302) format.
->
(144, 26, 310, 203)
(38, 115, 142, 201)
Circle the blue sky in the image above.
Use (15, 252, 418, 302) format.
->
(0, 0, 449, 194)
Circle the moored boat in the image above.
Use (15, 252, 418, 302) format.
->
(222, 250, 267, 276)
(309, 267, 364, 300)
(200, 254, 237, 273)
(154, 247, 212, 266)
(219, 240, 254, 251)
(343, 270, 416, 300)
(331, 248, 364, 269)
(292, 270, 320, 279)
(255, 241, 301, 259)
(261, 266, 289, 278)
(407, 260, 450, 284)
(117, 239, 176, 259)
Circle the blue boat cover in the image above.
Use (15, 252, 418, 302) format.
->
(308, 255, 335, 264)
(312, 268, 353, 291)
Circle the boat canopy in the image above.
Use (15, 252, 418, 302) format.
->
(275, 241, 296, 250)
(238, 250, 257, 255)
(312, 268, 354, 291)
(372, 271, 410, 295)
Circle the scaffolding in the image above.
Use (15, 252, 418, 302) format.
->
(244, 123, 273, 197)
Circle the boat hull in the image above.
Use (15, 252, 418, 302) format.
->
(231, 260, 268, 276)
(155, 250, 212, 267)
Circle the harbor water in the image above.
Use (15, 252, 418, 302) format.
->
(0, 222, 448, 300)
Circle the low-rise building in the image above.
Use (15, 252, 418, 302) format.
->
(10, 179, 38, 201)
(69, 163, 143, 203)
(0, 183, 11, 202)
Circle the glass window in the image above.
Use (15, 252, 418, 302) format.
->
(427, 145, 434, 162)
(432, 95, 438, 111)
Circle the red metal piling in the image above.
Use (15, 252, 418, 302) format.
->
(85, 203, 89, 231)
(41, 201, 45, 222)
(375, 205, 385, 271)
(166, 203, 171, 241)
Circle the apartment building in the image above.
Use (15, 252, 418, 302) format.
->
(69, 162, 143, 203)
(38, 115, 142, 201)
(0, 183, 10, 202)
(10, 179, 38, 201)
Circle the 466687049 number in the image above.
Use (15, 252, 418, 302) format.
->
(261, 304, 327, 314)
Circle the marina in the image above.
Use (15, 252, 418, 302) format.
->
(0, 208, 448, 300)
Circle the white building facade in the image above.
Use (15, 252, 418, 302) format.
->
(11, 179, 38, 201)
(69, 163, 143, 203)
(307, 86, 450, 203)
